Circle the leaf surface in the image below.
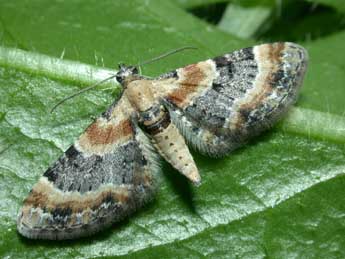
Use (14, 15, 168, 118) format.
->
(0, 0, 344, 258)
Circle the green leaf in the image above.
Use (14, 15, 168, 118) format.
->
(172, 0, 229, 9)
(0, 0, 345, 258)
(299, 30, 345, 115)
(306, 0, 345, 13)
(172, 0, 278, 9)
(218, 3, 272, 39)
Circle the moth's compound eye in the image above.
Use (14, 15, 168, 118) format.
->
(118, 63, 126, 69)
(116, 74, 124, 84)
(126, 66, 138, 75)
(132, 67, 139, 74)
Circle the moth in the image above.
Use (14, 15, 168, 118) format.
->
(17, 42, 308, 240)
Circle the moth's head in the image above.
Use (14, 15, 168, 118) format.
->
(116, 64, 139, 85)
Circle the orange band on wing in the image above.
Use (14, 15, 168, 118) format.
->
(76, 118, 133, 156)
(22, 178, 130, 214)
(167, 61, 217, 108)
(230, 43, 286, 130)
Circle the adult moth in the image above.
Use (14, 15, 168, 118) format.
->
(17, 42, 308, 240)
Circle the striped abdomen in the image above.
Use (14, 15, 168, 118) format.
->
(139, 104, 200, 185)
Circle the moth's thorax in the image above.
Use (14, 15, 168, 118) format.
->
(125, 79, 157, 111)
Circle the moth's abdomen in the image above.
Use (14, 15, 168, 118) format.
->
(139, 104, 170, 135)
(139, 104, 200, 184)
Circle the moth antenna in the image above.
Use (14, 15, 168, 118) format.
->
(137, 46, 198, 67)
(50, 74, 117, 113)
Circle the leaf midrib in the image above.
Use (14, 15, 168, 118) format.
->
(1, 45, 344, 146)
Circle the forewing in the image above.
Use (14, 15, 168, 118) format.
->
(17, 95, 159, 240)
(154, 42, 308, 156)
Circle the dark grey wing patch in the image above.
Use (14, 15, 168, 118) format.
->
(163, 99, 233, 157)
(43, 139, 148, 193)
(212, 47, 258, 99)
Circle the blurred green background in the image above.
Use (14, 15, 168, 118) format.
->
(0, 0, 344, 258)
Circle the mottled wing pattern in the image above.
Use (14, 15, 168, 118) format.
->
(154, 42, 308, 156)
(17, 95, 159, 240)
